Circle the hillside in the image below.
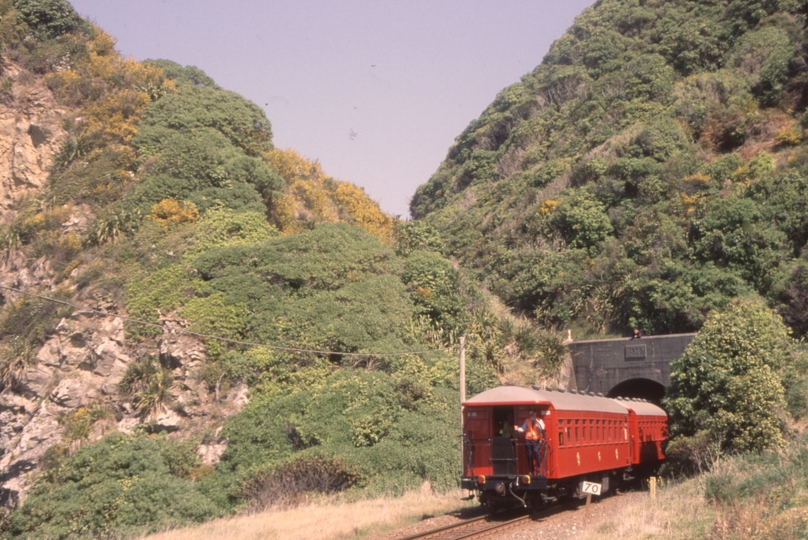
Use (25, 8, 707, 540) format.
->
(0, 1, 555, 537)
(5, 0, 808, 537)
(413, 0, 808, 339)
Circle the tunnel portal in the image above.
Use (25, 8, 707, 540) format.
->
(569, 333, 695, 401)
(606, 378, 666, 404)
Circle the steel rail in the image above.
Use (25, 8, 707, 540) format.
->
(396, 501, 578, 540)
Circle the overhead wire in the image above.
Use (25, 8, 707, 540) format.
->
(0, 284, 451, 357)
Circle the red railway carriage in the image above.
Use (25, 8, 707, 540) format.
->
(460, 386, 667, 509)
(618, 398, 668, 469)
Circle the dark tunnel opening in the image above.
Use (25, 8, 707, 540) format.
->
(606, 378, 666, 405)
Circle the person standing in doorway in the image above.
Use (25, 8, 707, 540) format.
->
(515, 409, 545, 475)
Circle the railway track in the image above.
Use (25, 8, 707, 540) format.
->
(396, 501, 578, 540)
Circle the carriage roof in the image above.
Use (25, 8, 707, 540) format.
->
(464, 386, 667, 417)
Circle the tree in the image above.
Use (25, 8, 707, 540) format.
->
(135, 81, 273, 156)
(13, 0, 89, 38)
(549, 190, 613, 252)
(401, 250, 465, 331)
(664, 296, 794, 453)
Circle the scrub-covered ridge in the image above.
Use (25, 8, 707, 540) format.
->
(414, 0, 808, 340)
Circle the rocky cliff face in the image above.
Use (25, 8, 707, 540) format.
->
(0, 268, 249, 506)
(0, 62, 67, 216)
(0, 63, 247, 509)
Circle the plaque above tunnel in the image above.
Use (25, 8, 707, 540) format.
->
(624, 344, 646, 360)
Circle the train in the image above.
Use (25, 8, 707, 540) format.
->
(460, 385, 667, 509)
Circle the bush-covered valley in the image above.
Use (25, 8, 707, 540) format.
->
(3, 0, 808, 538)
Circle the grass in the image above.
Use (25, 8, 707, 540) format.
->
(578, 440, 808, 539)
(140, 487, 476, 540)
(140, 434, 808, 540)
(579, 480, 715, 539)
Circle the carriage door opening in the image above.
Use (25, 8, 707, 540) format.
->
(491, 406, 516, 475)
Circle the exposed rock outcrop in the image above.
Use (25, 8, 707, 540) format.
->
(0, 62, 69, 216)
(0, 298, 251, 505)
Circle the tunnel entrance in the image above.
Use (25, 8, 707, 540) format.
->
(606, 378, 666, 404)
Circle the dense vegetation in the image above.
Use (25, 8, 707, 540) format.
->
(413, 0, 808, 341)
(664, 297, 806, 468)
(409, 0, 808, 507)
(4, 0, 808, 537)
(0, 0, 508, 537)
(408, 0, 808, 531)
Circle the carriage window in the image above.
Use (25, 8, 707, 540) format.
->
(575, 427, 579, 443)
(559, 431, 564, 446)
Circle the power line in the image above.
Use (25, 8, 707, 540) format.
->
(0, 284, 450, 357)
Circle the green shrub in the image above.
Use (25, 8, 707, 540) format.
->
(13, 0, 89, 39)
(548, 190, 613, 252)
(658, 13, 727, 75)
(57, 404, 108, 443)
(190, 224, 413, 350)
(144, 60, 217, 88)
(180, 293, 247, 358)
(729, 24, 797, 106)
(194, 223, 399, 289)
(663, 430, 721, 476)
(691, 195, 789, 292)
(131, 129, 281, 213)
(394, 221, 444, 257)
(125, 264, 198, 327)
(219, 376, 464, 498)
(4, 433, 221, 539)
(401, 250, 464, 331)
(118, 356, 174, 416)
(664, 297, 794, 453)
(187, 208, 279, 256)
(135, 81, 273, 156)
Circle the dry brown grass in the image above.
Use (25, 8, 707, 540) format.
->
(578, 479, 715, 539)
(578, 473, 808, 539)
(139, 488, 475, 540)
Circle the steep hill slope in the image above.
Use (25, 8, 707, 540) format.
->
(413, 0, 808, 338)
(0, 1, 527, 537)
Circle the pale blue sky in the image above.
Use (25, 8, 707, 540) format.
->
(69, 1, 595, 217)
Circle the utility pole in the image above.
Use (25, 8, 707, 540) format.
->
(459, 336, 466, 420)
(459, 336, 467, 498)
